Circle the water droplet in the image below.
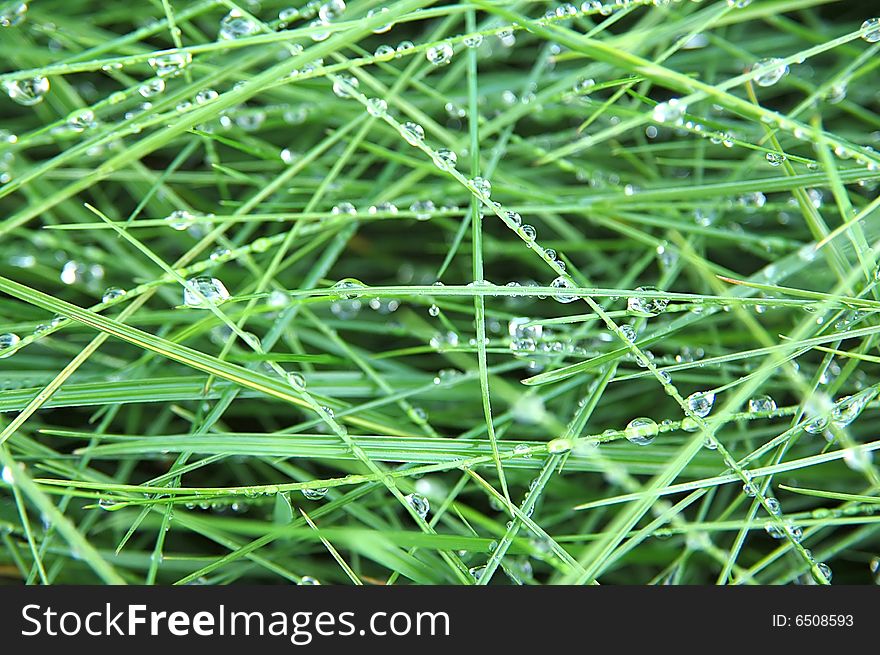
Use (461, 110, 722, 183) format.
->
(374, 44, 395, 60)
(686, 391, 715, 418)
(426, 42, 454, 66)
(766, 497, 781, 515)
(765, 152, 785, 166)
(0, 2, 27, 27)
(0, 333, 20, 358)
(405, 493, 429, 519)
(469, 176, 491, 196)
(183, 276, 230, 308)
(627, 286, 668, 316)
(366, 7, 393, 33)
(753, 57, 788, 87)
(513, 443, 532, 458)
(409, 200, 435, 220)
(102, 287, 126, 303)
(368, 201, 398, 215)
(331, 202, 357, 216)
(318, 0, 345, 22)
(402, 121, 424, 145)
(831, 387, 878, 428)
(67, 108, 96, 133)
(521, 224, 537, 240)
(301, 487, 328, 500)
(861, 18, 880, 42)
(195, 89, 219, 104)
(547, 437, 572, 454)
(432, 148, 457, 170)
(508, 317, 542, 341)
(218, 9, 258, 40)
(428, 304, 440, 317)
(749, 394, 776, 413)
(165, 209, 195, 230)
(3, 76, 49, 106)
(625, 417, 658, 446)
(815, 562, 832, 583)
(464, 33, 483, 48)
(396, 40, 414, 56)
(727, 0, 752, 7)
(299, 576, 321, 585)
(549, 276, 578, 303)
(652, 98, 686, 124)
(366, 97, 387, 116)
(149, 52, 192, 78)
(332, 74, 358, 98)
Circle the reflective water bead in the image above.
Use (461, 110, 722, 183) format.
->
(748, 394, 777, 413)
(401, 121, 425, 145)
(0, 2, 27, 27)
(627, 286, 668, 317)
(686, 391, 715, 418)
(572, 77, 595, 95)
(405, 493, 429, 519)
(366, 7, 393, 33)
(831, 387, 877, 427)
(803, 415, 829, 434)
(508, 317, 542, 341)
(432, 148, 457, 170)
(547, 437, 572, 454)
(3, 76, 49, 106)
(464, 33, 483, 48)
(374, 44, 395, 60)
(368, 201, 397, 215)
(426, 42, 454, 66)
(332, 74, 358, 98)
(549, 276, 578, 303)
(366, 97, 387, 116)
(625, 417, 658, 446)
(396, 40, 414, 56)
(67, 109, 96, 133)
(619, 324, 636, 342)
(861, 18, 880, 42)
(428, 304, 440, 317)
(727, 0, 752, 7)
(753, 57, 788, 87)
(815, 562, 832, 583)
(149, 52, 192, 78)
(218, 10, 258, 40)
(165, 209, 195, 230)
(195, 89, 219, 104)
(102, 287, 126, 303)
(183, 276, 230, 308)
(332, 278, 366, 299)
(521, 224, 537, 240)
(0, 332, 20, 358)
(652, 98, 685, 124)
(765, 152, 785, 166)
(331, 202, 357, 215)
(318, 0, 345, 22)
(766, 497, 782, 515)
(513, 443, 532, 458)
(505, 210, 522, 226)
(409, 200, 435, 220)
(469, 176, 491, 196)
(299, 576, 321, 585)
(301, 487, 328, 500)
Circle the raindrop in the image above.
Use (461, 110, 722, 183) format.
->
(405, 493, 429, 519)
(332, 74, 358, 98)
(426, 42, 454, 66)
(301, 487, 328, 500)
(218, 9, 258, 40)
(748, 394, 777, 413)
(753, 57, 788, 87)
(67, 108, 96, 133)
(464, 34, 483, 48)
(318, 0, 345, 22)
(102, 287, 126, 303)
(549, 276, 578, 303)
(686, 391, 715, 418)
(366, 97, 387, 116)
(195, 89, 219, 104)
(627, 286, 668, 316)
(183, 276, 231, 308)
(432, 148, 457, 170)
(765, 152, 785, 166)
(149, 52, 192, 78)
(165, 209, 195, 230)
(409, 200, 435, 220)
(652, 98, 686, 124)
(0, 333, 20, 358)
(367, 7, 393, 33)
(469, 176, 491, 196)
(299, 576, 321, 585)
(625, 417, 658, 446)
(3, 76, 49, 106)
(861, 18, 880, 42)
(402, 121, 425, 145)
(0, 2, 27, 27)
